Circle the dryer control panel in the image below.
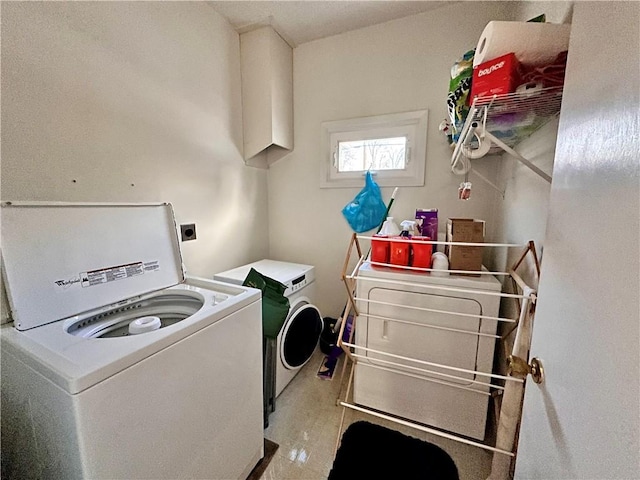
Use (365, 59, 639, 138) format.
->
(288, 274, 307, 294)
(214, 260, 316, 299)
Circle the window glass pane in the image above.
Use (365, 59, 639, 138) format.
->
(337, 137, 406, 172)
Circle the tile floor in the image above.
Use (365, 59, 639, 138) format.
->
(259, 348, 494, 480)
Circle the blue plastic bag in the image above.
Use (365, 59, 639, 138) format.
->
(341, 171, 387, 233)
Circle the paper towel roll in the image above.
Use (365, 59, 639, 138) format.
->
(473, 21, 571, 67)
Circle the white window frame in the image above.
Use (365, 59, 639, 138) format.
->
(320, 109, 428, 188)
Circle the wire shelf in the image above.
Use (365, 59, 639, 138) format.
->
(466, 86, 563, 152)
(450, 86, 563, 189)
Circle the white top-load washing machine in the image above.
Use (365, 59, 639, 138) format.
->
(353, 261, 502, 441)
(0, 203, 264, 480)
(214, 260, 322, 397)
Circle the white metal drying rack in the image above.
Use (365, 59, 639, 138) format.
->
(451, 86, 563, 197)
(333, 234, 543, 480)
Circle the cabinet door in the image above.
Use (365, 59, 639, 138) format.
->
(240, 26, 293, 164)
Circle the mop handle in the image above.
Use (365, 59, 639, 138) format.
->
(376, 187, 399, 233)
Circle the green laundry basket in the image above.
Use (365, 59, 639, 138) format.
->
(242, 267, 291, 427)
(242, 267, 290, 339)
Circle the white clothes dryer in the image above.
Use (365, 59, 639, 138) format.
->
(214, 260, 322, 397)
(0, 203, 264, 480)
(353, 261, 502, 441)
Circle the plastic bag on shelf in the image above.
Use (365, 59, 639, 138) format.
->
(446, 49, 475, 144)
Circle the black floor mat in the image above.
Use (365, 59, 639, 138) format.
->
(329, 421, 459, 480)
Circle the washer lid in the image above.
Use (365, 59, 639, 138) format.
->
(1, 202, 185, 331)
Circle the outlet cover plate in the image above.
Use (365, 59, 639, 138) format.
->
(180, 223, 196, 241)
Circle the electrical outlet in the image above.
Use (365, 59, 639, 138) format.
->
(180, 224, 197, 242)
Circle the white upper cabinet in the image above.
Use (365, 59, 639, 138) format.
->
(240, 26, 293, 168)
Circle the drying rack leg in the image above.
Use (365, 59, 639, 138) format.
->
(335, 298, 356, 406)
(489, 292, 536, 479)
(334, 356, 356, 456)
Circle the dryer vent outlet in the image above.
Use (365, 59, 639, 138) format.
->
(180, 224, 197, 242)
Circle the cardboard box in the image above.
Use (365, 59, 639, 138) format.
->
(471, 52, 522, 101)
(445, 218, 485, 275)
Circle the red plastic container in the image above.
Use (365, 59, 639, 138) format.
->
(371, 235, 390, 267)
(411, 236, 433, 270)
(390, 237, 410, 269)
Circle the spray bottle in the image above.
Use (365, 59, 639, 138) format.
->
(399, 220, 417, 237)
(387, 220, 414, 268)
(397, 220, 417, 267)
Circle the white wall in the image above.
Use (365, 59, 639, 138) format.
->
(1, 1, 269, 321)
(488, 3, 574, 370)
(268, 1, 517, 317)
(491, 2, 574, 273)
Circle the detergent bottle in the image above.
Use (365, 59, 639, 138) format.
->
(379, 217, 400, 236)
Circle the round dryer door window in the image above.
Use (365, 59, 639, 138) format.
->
(281, 303, 322, 369)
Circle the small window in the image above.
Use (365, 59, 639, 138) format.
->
(320, 110, 428, 188)
(337, 137, 407, 172)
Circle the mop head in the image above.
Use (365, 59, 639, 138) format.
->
(317, 355, 339, 380)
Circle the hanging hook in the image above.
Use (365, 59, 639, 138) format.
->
(461, 120, 492, 159)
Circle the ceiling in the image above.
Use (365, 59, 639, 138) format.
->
(207, 1, 454, 47)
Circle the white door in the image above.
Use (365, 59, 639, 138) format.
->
(515, 3, 639, 478)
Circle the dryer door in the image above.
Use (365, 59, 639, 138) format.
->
(280, 301, 322, 370)
(364, 287, 484, 384)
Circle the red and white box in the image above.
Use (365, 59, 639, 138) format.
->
(471, 52, 522, 100)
